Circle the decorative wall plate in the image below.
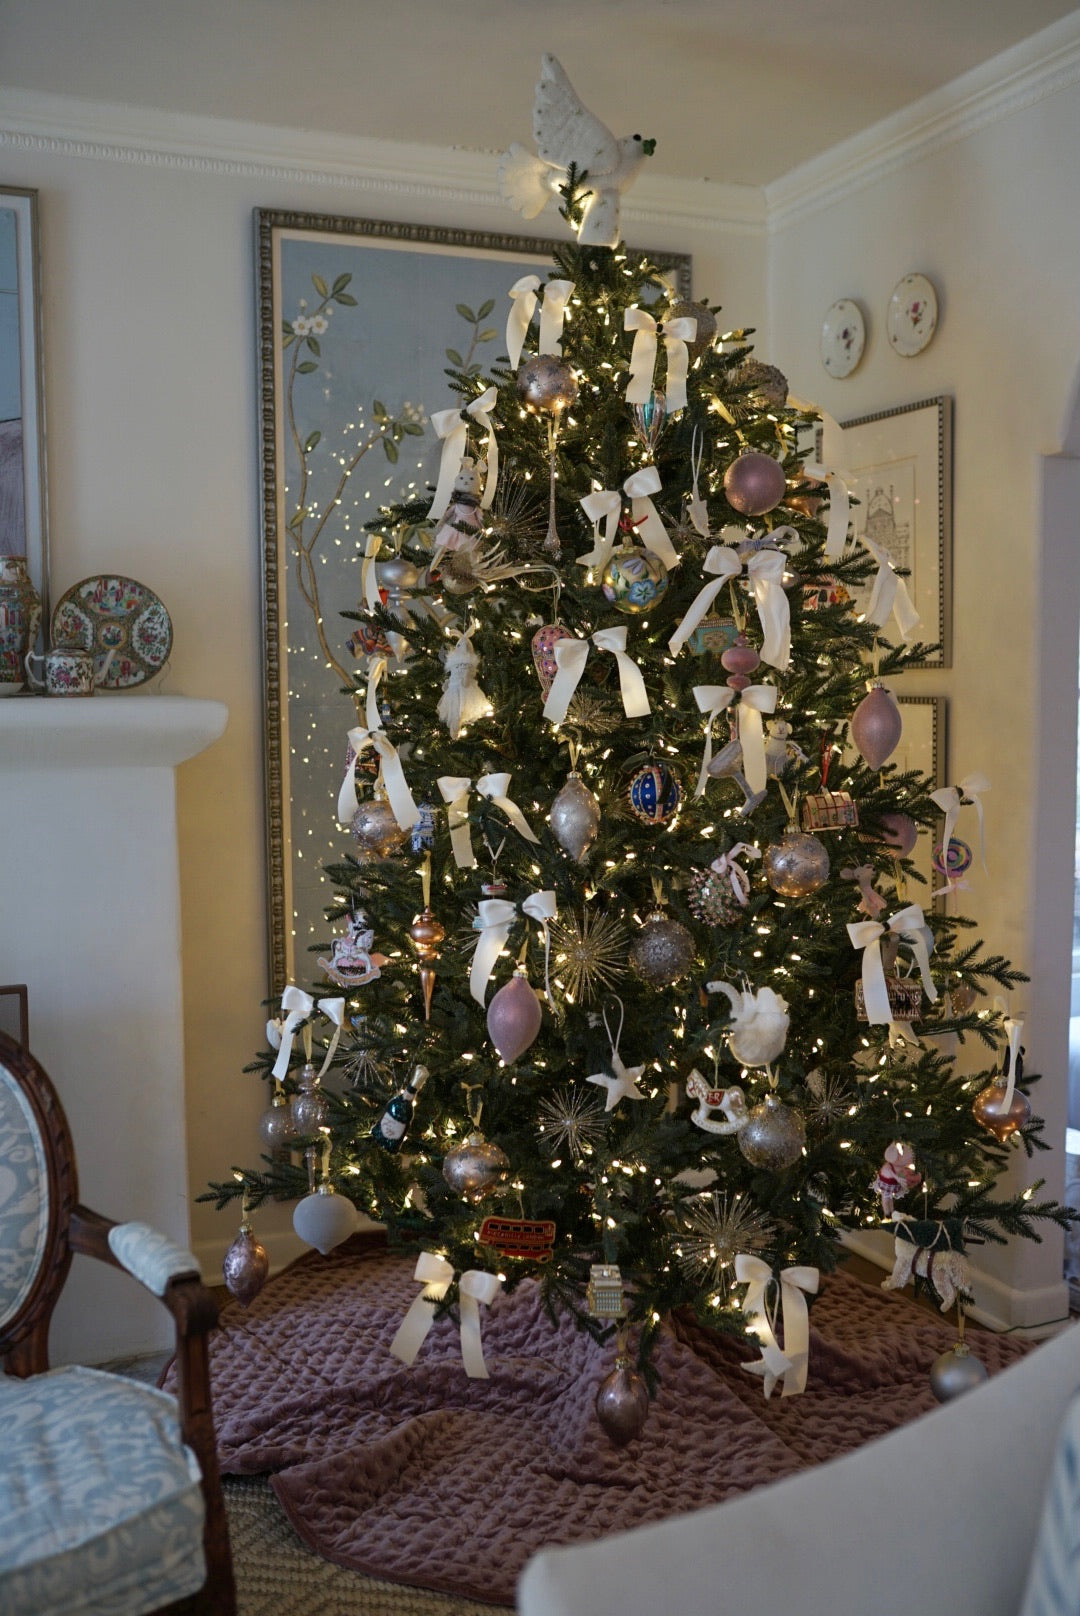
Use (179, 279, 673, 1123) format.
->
(51, 575, 173, 689)
(886, 274, 938, 356)
(820, 300, 865, 379)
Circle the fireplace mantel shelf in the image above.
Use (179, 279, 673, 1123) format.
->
(0, 694, 228, 767)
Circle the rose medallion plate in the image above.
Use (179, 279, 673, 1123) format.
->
(820, 299, 865, 379)
(51, 575, 173, 689)
(886, 273, 938, 357)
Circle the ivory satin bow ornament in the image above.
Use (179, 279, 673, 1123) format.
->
(427, 388, 500, 523)
(624, 307, 698, 413)
(577, 470, 680, 573)
(736, 1255, 818, 1399)
(542, 627, 650, 725)
(437, 772, 540, 869)
(669, 544, 791, 671)
(389, 1252, 504, 1379)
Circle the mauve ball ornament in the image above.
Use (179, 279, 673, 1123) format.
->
(723, 451, 788, 517)
(516, 355, 579, 415)
(851, 683, 903, 770)
(972, 1077, 1032, 1142)
(595, 1354, 650, 1446)
(352, 796, 408, 859)
(737, 1093, 806, 1171)
(487, 969, 543, 1063)
(879, 811, 919, 857)
(442, 1132, 510, 1202)
(293, 1184, 360, 1256)
(669, 299, 718, 364)
(764, 831, 830, 898)
(930, 1341, 989, 1402)
(222, 1221, 270, 1307)
(259, 1091, 295, 1148)
(550, 771, 602, 862)
(629, 910, 696, 987)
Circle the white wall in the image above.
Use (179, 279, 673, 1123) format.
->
(0, 101, 767, 1299)
(767, 46, 1080, 1322)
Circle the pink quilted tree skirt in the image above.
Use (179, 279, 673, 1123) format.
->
(198, 1236, 1026, 1607)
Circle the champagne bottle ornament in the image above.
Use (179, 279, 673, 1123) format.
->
(371, 1064, 429, 1152)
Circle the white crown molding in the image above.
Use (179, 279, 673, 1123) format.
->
(0, 87, 765, 236)
(766, 9, 1080, 229)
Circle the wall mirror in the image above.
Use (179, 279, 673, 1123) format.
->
(0, 187, 49, 616)
(256, 207, 691, 990)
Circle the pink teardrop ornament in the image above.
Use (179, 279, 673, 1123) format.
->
(531, 624, 573, 697)
(486, 970, 543, 1063)
(851, 683, 903, 770)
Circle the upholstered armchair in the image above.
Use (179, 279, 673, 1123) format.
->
(0, 1028, 235, 1616)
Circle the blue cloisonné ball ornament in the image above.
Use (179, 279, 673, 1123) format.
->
(627, 760, 682, 826)
(601, 545, 669, 614)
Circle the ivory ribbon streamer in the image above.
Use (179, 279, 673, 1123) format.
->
(506, 274, 540, 369)
(931, 773, 990, 878)
(315, 997, 346, 1079)
(338, 724, 419, 832)
(710, 843, 760, 905)
(426, 387, 500, 522)
(991, 997, 1024, 1108)
(888, 905, 938, 1002)
(847, 920, 894, 1026)
(539, 279, 574, 356)
(437, 772, 540, 869)
(687, 427, 710, 537)
(801, 462, 850, 561)
(693, 682, 776, 796)
(623, 466, 680, 569)
(736, 1254, 819, 1399)
(577, 487, 623, 569)
(862, 529, 921, 642)
(389, 1252, 503, 1379)
(361, 532, 382, 613)
(270, 985, 314, 1080)
(623, 308, 697, 413)
(522, 889, 558, 1006)
(469, 889, 556, 1005)
(746, 549, 791, 671)
(543, 627, 650, 725)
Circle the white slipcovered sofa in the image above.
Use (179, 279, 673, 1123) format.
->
(518, 1318, 1080, 1616)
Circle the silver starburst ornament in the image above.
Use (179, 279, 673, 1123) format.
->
(676, 1192, 774, 1292)
(536, 1085, 607, 1163)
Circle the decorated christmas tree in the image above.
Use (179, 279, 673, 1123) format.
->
(209, 58, 1074, 1437)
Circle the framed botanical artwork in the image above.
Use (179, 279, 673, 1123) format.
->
(821, 396, 952, 669)
(897, 694, 948, 910)
(0, 188, 49, 620)
(256, 207, 691, 990)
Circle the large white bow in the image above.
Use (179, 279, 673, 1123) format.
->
(539, 279, 575, 356)
(736, 1254, 819, 1399)
(506, 274, 540, 369)
(624, 306, 698, 413)
(470, 891, 556, 1005)
(576, 469, 679, 572)
(693, 682, 777, 797)
(389, 1252, 504, 1379)
(338, 722, 419, 834)
(267, 987, 345, 1081)
(848, 906, 937, 1026)
(543, 627, 650, 725)
(669, 544, 790, 670)
(426, 387, 500, 522)
(931, 773, 990, 881)
(437, 772, 540, 869)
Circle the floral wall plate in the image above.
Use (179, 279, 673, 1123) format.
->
(51, 576, 173, 689)
(820, 299, 865, 379)
(886, 274, 938, 356)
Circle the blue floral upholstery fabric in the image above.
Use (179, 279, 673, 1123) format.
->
(1020, 1390, 1080, 1616)
(107, 1221, 200, 1297)
(0, 1064, 48, 1333)
(0, 1366, 205, 1616)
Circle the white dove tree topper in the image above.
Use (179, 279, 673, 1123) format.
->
(499, 54, 656, 248)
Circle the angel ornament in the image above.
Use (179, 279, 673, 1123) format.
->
(498, 54, 656, 247)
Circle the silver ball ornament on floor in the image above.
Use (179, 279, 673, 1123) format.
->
(737, 1093, 806, 1170)
(516, 355, 579, 414)
(550, 772, 602, 862)
(930, 1341, 989, 1402)
(764, 831, 830, 897)
(442, 1133, 510, 1203)
(595, 1355, 650, 1446)
(629, 910, 696, 987)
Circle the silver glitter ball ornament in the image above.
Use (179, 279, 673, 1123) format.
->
(259, 1091, 295, 1148)
(930, 1343, 989, 1402)
(550, 772, 601, 862)
(735, 358, 789, 409)
(596, 1356, 650, 1446)
(629, 910, 696, 987)
(291, 1063, 330, 1135)
(442, 1132, 510, 1203)
(738, 1093, 806, 1170)
(764, 831, 830, 898)
(222, 1223, 269, 1307)
(516, 354, 579, 415)
(669, 300, 718, 364)
(351, 796, 408, 859)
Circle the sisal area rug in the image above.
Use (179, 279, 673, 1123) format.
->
(197, 1238, 1026, 1609)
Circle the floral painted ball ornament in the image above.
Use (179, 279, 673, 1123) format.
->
(851, 683, 903, 770)
(723, 451, 787, 517)
(600, 544, 669, 614)
(516, 354, 579, 415)
(627, 760, 682, 826)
